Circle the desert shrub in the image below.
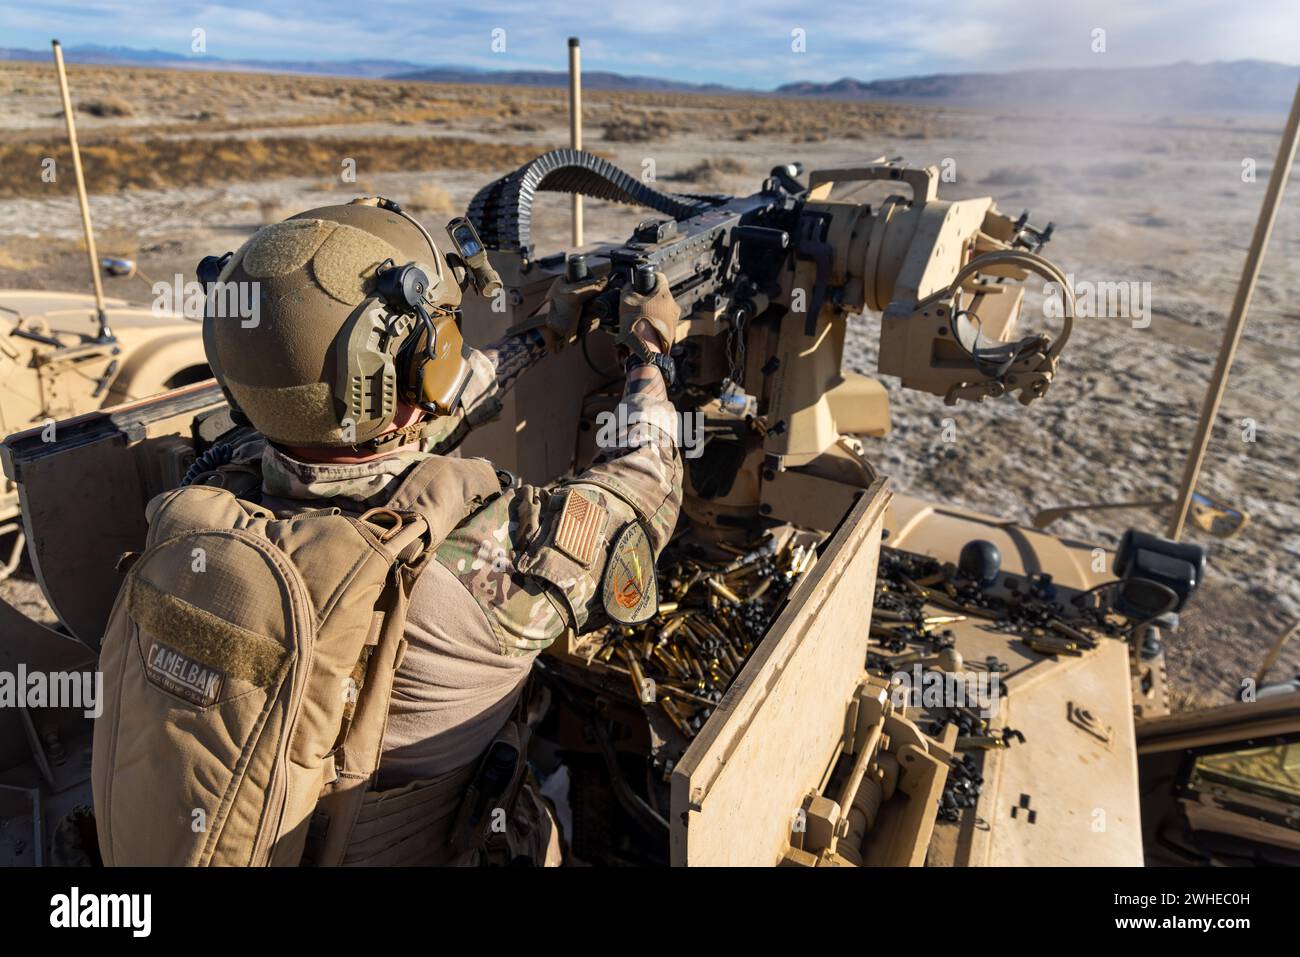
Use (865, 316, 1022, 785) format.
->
(0, 135, 544, 198)
(601, 113, 675, 142)
(406, 181, 458, 218)
(80, 96, 134, 118)
(665, 156, 747, 183)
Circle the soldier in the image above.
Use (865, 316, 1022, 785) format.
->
(91, 197, 682, 866)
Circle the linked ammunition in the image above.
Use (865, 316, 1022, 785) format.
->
(576, 535, 811, 742)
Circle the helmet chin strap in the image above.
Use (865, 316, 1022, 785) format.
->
(289, 394, 453, 462)
(357, 415, 440, 455)
(276, 416, 436, 463)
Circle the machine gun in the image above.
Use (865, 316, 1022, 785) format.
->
(471, 150, 1071, 409)
(578, 190, 792, 335)
(468, 149, 1075, 539)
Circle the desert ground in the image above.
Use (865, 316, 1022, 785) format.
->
(0, 61, 1296, 707)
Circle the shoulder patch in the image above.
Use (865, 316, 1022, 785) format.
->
(602, 522, 658, 625)
(554, 488, 609, 567)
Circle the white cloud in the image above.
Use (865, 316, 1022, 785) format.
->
(6, 0, 1297, 86)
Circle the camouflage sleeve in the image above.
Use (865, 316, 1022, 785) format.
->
(434, 364, 682, 656)
(569, 363, 681, 554)
(456, 329, 550, 428)
(431, 361, 686, 655)
(433, 481, 569, 657)
(514, 363, 683, 634)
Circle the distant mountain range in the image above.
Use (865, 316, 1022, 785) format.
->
(777, 60, 1300, 115)
(0, 44, 735, 93)
(2, 44, 1296, 114)
(388, 65, 733, 94)
(0, 44, 429, 79)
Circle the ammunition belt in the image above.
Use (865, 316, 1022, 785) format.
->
(466, 149, 716, 259)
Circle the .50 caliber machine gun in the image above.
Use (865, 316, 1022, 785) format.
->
(469, 149, 1074, 540)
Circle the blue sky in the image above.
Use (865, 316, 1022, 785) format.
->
(4, 0, 1298, 88)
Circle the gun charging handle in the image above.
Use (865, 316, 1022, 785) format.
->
(633, 263, 657, 295)
(585, 259, 654, 327)
(566, 253, 590, 282)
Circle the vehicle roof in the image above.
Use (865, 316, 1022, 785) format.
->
(0, 288, 195, 336)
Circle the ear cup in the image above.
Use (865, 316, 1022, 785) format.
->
(375, 260, 432, 313)
(373, 249, 472, 417)
(405, 311, 472, 414)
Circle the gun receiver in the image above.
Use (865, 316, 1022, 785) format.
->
(583, 192, 794, 330)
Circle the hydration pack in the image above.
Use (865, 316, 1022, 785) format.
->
(92, 455, 502, 866)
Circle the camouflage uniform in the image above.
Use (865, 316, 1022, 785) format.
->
(184, 200, 680, 865)
(253, 334, 682, 861)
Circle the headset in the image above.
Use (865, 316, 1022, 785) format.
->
(199, 197, 503, 450)
(373, 199, 504, 419)
(370, 197, 490, 421)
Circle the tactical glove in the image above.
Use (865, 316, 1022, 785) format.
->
(534, 272, 609, 349)
(617, 271, 679, 357)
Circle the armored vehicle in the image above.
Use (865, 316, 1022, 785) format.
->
(1, 151, 1295, 867)
(0, 287, 207, 581)
(0, 41, 208, 581)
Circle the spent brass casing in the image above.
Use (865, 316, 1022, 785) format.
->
(659, 616, 687, 641)
(706, 578, 743, 604)
(624, 650, 650, 701)
(1025, 634, 1082, 657)
(873, 609, 909, 622)
(661, 699, 694, 738)
(662, 684, 716, 708)
(1048, 618, 1096, 646)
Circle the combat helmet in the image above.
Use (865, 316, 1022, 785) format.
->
(200, 197, 472, 451)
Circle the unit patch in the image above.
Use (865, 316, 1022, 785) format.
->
(553, 488, 609, 567)
(144, 640, 225, 707)
(602, 522, 658, 624)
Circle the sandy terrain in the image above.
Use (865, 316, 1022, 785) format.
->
(0, 60, 1296, 707)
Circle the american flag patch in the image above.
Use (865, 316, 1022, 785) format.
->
(554, 489, 608, 567)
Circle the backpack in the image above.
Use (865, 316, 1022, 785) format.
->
(91, 455, 502, 866)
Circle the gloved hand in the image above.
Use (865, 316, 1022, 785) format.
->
(536, 272, 608, 350)
(617, 271, 679, 358)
